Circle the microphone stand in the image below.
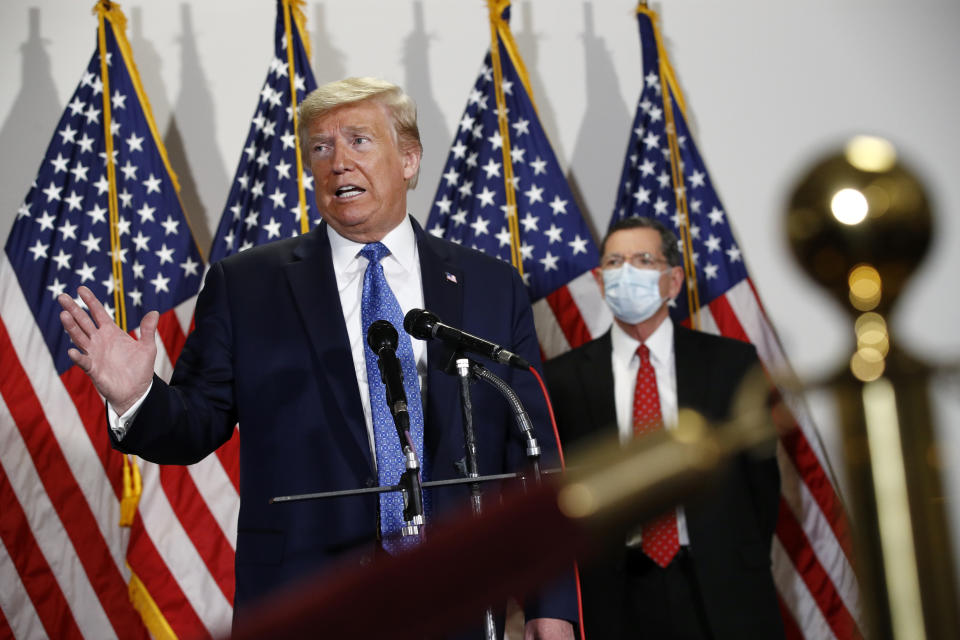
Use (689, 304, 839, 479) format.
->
(452, 355, 497, 640)
(452, 353, 546, 639)
(397, 430, 424, 538)
(270, 471, 556, 505)
(270, 352, 545, 640)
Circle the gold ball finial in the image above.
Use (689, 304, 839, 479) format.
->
(785, 136, 932, 317)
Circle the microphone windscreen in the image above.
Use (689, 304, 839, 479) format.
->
(403, 308, 438, 340)
(367, 319, 399, 353)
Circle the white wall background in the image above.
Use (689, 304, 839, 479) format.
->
(2, 0, 958, 573)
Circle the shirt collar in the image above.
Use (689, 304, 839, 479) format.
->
(326, 214, 418, 276)
(610, 315, 674, 368)
(645, 315, 674, 367)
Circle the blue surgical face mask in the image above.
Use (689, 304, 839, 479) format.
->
(601, 264, 666, 324)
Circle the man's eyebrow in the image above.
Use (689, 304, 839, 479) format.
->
(348, 127, 377, 138)
(309, 125, 376, 144)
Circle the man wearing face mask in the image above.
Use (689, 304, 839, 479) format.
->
(544, 217, 784, 639)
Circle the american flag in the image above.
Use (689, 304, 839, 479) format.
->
(0, 1, 231, 638)
(613, 6, 863, 639)
(425, 1, 610, 357)
(140, 0, 317, 634)
(210, 0, 320, 262)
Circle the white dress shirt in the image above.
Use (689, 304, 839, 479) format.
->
(110, 216, 429, 468)
(610, 317, 690, 546)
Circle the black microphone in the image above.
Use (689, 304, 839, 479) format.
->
(403, 309, 531, 370)
(367, 320, 425, 533)
(366, 320, 410, 436)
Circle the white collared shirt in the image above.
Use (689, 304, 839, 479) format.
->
(327, 216, 428, 462)
(610, 317, 690, 546)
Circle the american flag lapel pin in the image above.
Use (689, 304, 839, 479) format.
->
(444, 271, 458, 284)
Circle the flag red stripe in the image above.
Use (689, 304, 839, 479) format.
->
(746, 277, 771, 317)
(157, 308, 188, 365)
(0, 318, 147, 637)
(700, 293, 860, 636)
(0, 599, 11, 639)
(158, 465, 236, 604)
(126, 513, 211, 639)
(61, 367, 125, 499)
(154, 308, 237, 600)
(60, 313, 234, 633)
(216, 428, 241, 493)
(0, 463, 83, 639)
(545, 285, 592, 349)
(706, 293, 751, 344)
(61, 338, 231, 634)
(157, 307, 241, 493)
(777, 499, 861, 640)
(711, 291, 855, 562)
(777, 593, 805, 640)
(780, 426, 854, 560)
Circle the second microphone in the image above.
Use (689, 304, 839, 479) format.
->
(403, 308, 531, 370)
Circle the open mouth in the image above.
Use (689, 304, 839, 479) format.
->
(335, 185, 365, 199)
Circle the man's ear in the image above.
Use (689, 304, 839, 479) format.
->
(666, 265, 685, 299)
(401, 146, 421, 181)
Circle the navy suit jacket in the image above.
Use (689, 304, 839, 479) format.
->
(544, 326, 784, 639)
(112, 217, 575, 627)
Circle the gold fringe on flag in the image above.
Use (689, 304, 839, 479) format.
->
(128, 568, 178, 639)
(119, 453, 142, 527)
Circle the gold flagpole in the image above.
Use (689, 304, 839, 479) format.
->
(282, 0, 311, 235)
(95, 1, 127, 333)
(639, 4, 701, 328)
(487, 0, 523, 276)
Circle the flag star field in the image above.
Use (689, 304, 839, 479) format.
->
(426, 13, 598, 303)
(5, 27, 202, 375)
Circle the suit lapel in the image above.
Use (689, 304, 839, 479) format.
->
(415, 219, 463, 364)
(674, 325, 707, 416)
(560, 331, 617, 444)
(284, 223, 373, 473)
(673, 325, 719, 553)
(413, 218, 464, 468)
(580, 331, 618, 436)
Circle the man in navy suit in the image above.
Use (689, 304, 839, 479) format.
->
(57, 77, 575, 638)
(544, 217, 783, 639)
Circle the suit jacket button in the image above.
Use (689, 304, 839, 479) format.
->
(365, 477, 376, 488)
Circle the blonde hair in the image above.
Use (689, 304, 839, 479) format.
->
(298, 77, 422, 188)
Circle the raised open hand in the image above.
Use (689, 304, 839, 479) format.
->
(57, 285, 158, 416)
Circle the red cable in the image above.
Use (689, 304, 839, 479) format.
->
(529, 365, 587, 640)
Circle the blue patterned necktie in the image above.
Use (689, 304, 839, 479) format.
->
(359, 242, 427, 552)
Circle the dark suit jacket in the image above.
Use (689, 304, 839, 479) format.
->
(112, 217, 575, 628)
(544, 325, 784, 639)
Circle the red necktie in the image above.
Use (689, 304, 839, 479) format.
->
(633, 344, 680, 567)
